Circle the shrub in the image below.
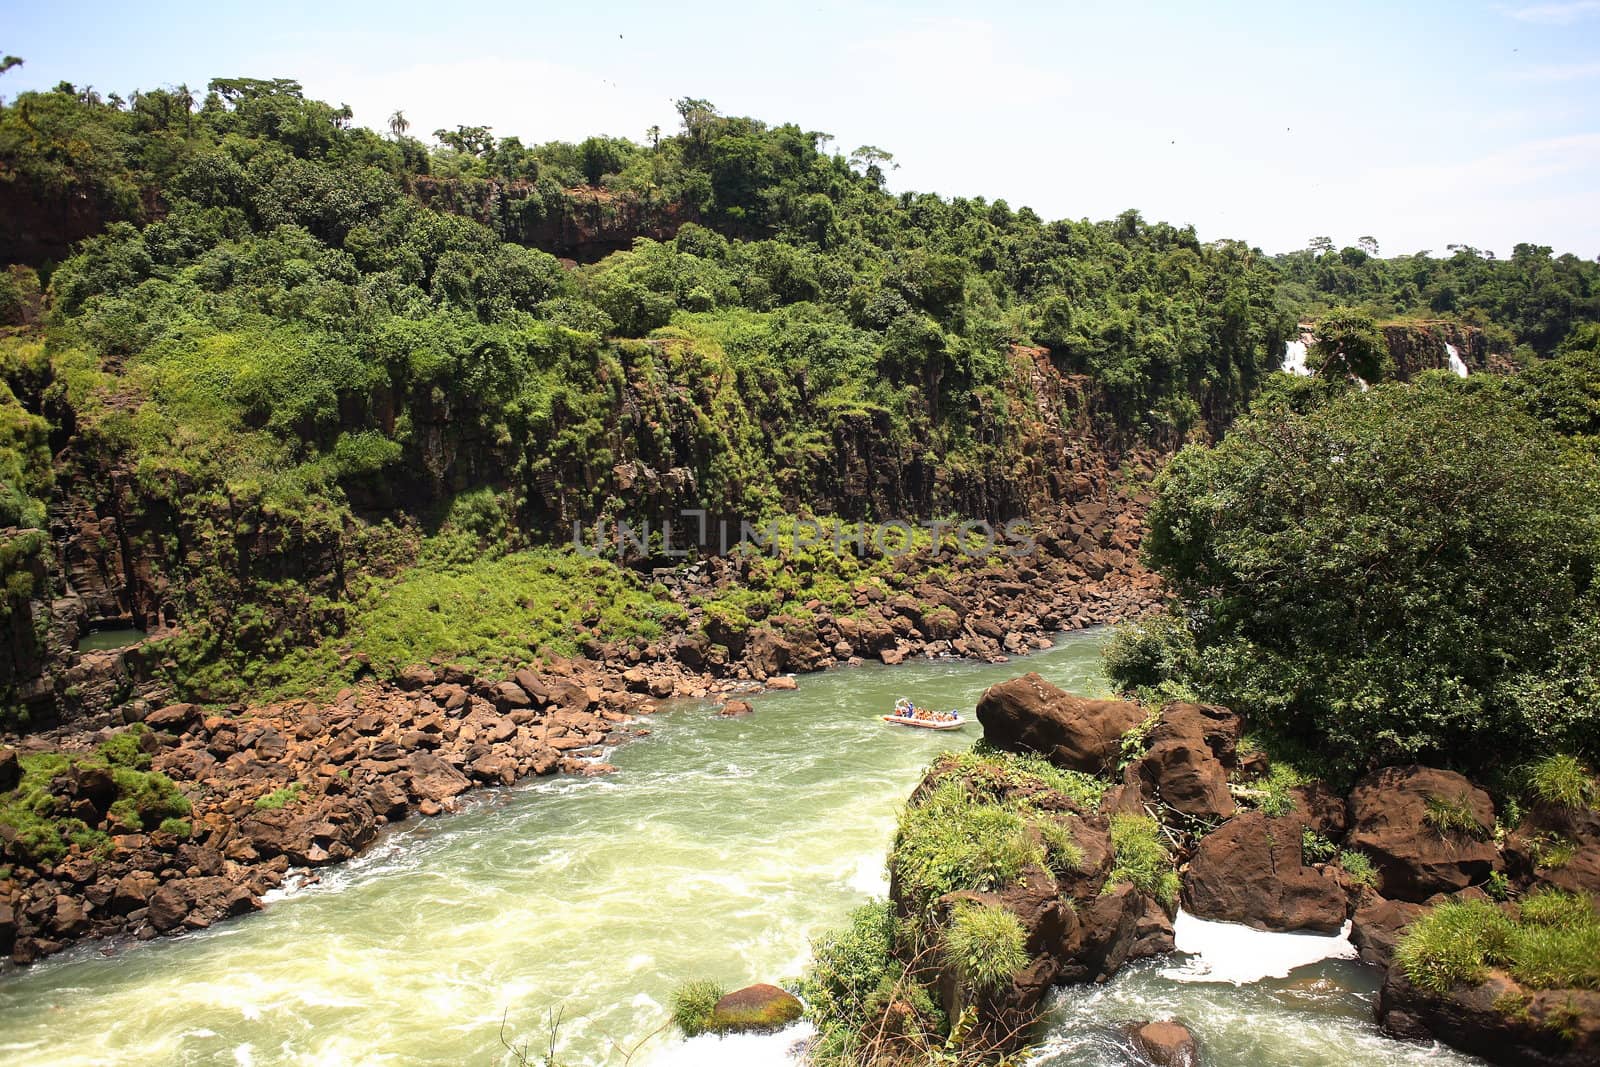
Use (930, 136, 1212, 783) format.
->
(796, 901, 894, 1036)
(107, 768, 191, 831)
(1106, 814, 1179, 907)
(669, 979, 727, 1038)
(943, 902, 1028, 992)
(253, 783, 304, 810)
(1252, 762, 1307, 817)
(1301, 829, 1338, 865)
(1135, 382, 1600, 776)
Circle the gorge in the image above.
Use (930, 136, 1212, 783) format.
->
(1, 61, 1598, 1067)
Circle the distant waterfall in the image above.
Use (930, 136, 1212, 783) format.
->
(1281, 340, 1311, 376)
(1445, 342, 1468, 377)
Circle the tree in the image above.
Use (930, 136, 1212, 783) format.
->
(434, 124, 494, 156)
(0, 55, 21, 77)
(388, 109, 409, 139)
(1309, 308, 1391, 382)
(1119, 382, 1600, 776)
(1357, 235, 1379, 256)
(1307, 236, 1334, 255)
(674, 97, 719, 146)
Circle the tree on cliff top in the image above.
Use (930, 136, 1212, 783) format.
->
(1110, 379, 1600, 776)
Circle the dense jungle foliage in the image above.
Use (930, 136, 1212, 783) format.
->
(1, 72, 1598, 715)
(1107, 329, 1600, 777)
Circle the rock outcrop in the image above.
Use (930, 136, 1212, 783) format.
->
(975, 675, 1144, 774)
(1346, 766, 1497, 901)
(1181, 811, 1349, 932)
(1377, 966, 1600, 1067)
(1129, 1020, 1200, 1067)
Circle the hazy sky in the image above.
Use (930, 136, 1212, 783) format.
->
(4, 0, 1599, 257)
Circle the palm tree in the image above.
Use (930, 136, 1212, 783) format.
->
(388, 109, 409, 139)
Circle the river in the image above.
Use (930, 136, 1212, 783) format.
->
(0, 631, 1482, 1066)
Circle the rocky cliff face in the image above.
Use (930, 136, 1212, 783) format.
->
(410, 179, 695, 263)
(1381, 322, 1501, 378)
(7, 331, 1158, 728)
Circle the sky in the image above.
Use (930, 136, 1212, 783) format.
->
(3, 0, 1599, 257)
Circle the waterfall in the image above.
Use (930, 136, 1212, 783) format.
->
(1445, 342, 1468, 377)
(1281, 340, 1311, 376)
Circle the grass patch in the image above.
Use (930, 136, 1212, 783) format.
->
(1396, 889, 1600, 995)
(943, 901, 1028, 991)
(1529, 833, 1579, 870)
(1340, 849, 1380, 890)
(936, 743, 1108, 810)
(1105, 813, 1179, 907)
(1240, 760, 1306, 817)
(253, 783, 305, 810)
(669, 979, 726, 1038)
(1424, 792, 1487, 839)
(1526, 754, 1597, 811)
(1037, 816, 1085, 877)
(890, 780, 1044, 918)
(250, 546, 684, 700)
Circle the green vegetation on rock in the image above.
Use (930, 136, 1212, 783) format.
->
(0, 725, 188, 863)
(1396, 890, 1600, 995)
(943, 901, 1029, 992)
(668, 978, 727, 1038)
(1105, 813, 1179, 907)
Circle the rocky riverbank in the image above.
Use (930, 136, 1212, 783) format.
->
(837, 675, 1600, 1066)
(0, 495, 1163, 968)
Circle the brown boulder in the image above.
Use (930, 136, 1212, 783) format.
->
(491, 681, 532, 711)
(146, 883, 189, 931)
(1059, 881, 1148, 982)
(720, 700, 753, 718)
(111, 870, 160, 913)
(1129, 1020, 1200, 1067)
(470, 754, 517, 786)
(1346, 766, 1496, 902)
(1350, 896, 1425, 968)
(1182, 811, 1349, 932)
(51, 895, 89, 937)
(976, 673, 1145, 774)
(406, 753, 471, 804)
(1148, 703, 1243, 767)
(0, 748, 19, 793)
(709, 983, 803, 1033)
(1135, 739, 1234, 820)
(146, 703, 202, 733)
